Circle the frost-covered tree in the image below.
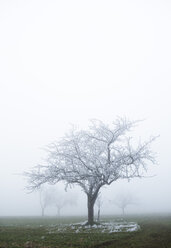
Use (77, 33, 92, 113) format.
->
(25, 118, 156, 225)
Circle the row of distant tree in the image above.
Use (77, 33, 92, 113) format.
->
(39, 186, 77, 217)
(38, 186, 137, 219)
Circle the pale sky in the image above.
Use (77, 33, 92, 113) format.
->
(0, 0, 171, 216)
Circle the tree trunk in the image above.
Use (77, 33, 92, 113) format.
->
(97, 208, 100, 222)
(87, 195, 96, 225)
(41, 207, 45, 217)
(122, 207, 125, 216)
(57, 207, 61, 218)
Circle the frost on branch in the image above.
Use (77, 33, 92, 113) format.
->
(25, 117, 157, 225)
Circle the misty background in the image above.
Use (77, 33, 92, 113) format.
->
(0, 0, 171, 216)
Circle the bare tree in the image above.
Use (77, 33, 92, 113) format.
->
(54, 198, 67, 218)
(39, 186, 53, 217)
(25, 118, 156, 225)
(110, 193, 137, 216)
(49, 187, 77, 218)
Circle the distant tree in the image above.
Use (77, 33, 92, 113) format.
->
(25, 118, 157, 225)
(110, 193, 137, 215)
(39, 186, 53, 217)
(54, 197, 68, 218)
(49, 187, 77, 218)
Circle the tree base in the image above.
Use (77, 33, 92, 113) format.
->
(84, 221, 101, 226)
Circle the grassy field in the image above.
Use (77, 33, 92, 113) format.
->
(0, 215, 171, 248)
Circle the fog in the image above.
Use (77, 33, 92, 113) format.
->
(0, 0, 171, 217)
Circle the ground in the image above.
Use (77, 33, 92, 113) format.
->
(0, 215, 171, 248)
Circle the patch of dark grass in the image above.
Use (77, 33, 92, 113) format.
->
(0, 215, 171, 248)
